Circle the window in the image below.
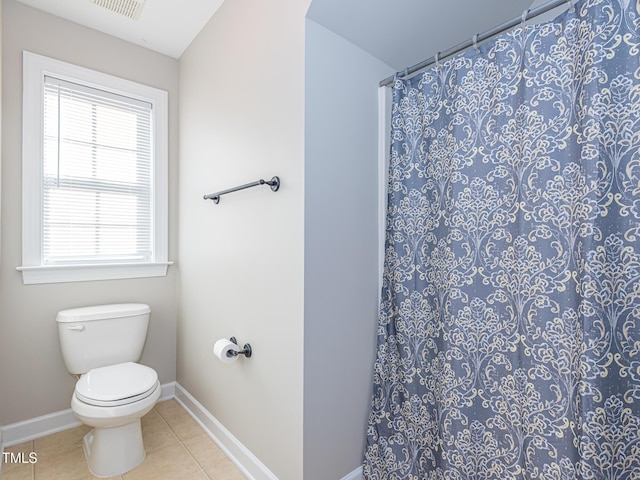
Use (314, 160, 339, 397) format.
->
(19, 52, 170, 284)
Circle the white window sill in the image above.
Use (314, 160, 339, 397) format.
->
(16, 262, 174, 285)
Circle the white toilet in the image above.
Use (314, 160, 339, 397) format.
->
(56, 303, 161, 477)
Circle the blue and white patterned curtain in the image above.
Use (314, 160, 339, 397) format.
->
(364, 0, 640, 478)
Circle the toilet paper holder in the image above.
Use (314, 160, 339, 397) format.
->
(228, 337, 252, 358)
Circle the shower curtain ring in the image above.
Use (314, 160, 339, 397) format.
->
(472, 34, 480, 54)
(521, 8, 530, 27)
(567, 0, 575, 12)
(435, 51, 440, 69)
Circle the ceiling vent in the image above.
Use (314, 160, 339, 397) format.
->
(90, 0, 146, 20)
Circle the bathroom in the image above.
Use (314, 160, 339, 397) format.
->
(0, 0, 609, 479)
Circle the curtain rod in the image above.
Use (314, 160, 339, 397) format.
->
(380, 0, 573, 87)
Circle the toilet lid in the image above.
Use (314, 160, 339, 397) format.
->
(75, 362, 158, 406)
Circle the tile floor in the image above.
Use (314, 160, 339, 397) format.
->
(1, 399, 247, 480)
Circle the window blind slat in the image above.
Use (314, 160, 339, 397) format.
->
(42, 75, 153, 265)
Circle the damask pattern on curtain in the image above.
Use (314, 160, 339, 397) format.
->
(364, 0, 640, 478)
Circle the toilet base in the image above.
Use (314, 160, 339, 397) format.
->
(83, 419, 145, 477)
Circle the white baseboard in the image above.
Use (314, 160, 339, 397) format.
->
(1, 381, 176, 448)
(341, 466, 364, 480)
(1, 408, 81, 448)
(174, 382, 278, 480)
(158, 381, 176, 402)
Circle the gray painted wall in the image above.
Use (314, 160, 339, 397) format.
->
(177, 0, 308, 478)
(304, 19, 394, 479)
(0, 0, 179, 425)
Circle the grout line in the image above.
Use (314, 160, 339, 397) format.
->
(155, 401, 209, 475)
(149, 402, 211, 478)
(153, 401, 217, 479)
(179, 436, 212, 478)
(150, 404, 181, 446)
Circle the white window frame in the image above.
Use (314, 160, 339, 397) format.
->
(19, 51, 171, 284)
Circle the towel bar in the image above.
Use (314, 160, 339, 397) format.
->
(203, 176, 280, 204)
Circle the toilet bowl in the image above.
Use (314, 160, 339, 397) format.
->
(56, 304, 159, 477)
(70, 362, 161, 477)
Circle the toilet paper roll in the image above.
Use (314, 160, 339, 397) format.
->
(213, 338, 240, 363)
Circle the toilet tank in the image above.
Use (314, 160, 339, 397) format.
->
(57, 304, 151, 375)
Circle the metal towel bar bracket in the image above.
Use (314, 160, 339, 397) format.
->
(203, 176, 280, 204)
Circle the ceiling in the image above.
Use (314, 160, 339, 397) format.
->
(14, 0, 570, 65)
(306, 0, 571, 70)
(14, 0, 225, 59)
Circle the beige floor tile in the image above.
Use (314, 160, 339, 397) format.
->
(1, 462, 34, 480)
(2, 441, 35, 479)
(182, 435, 245, 480)
(122, 443, 201, 480)
(77, 476, 122, 480)
(154, 400, 203, 441)
(181, 471, 209, 480)
(33, 444, 93, 480)
(141, 408, 179, 453)
(0, 466, 34, 480)
(182, 433, 228, 471)
(34, 425, 91, 460)
(153, 398, 182, 418)
(203, 457, 246, 480)
(32, 427, 122, 480)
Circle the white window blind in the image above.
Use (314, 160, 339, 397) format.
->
(42, 76, 153, 265)
(21, 52, 169, 284)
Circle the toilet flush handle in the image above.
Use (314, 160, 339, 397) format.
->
(67, 325, 85, 331)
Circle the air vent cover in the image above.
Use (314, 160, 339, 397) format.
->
(90, 0, 146, 20)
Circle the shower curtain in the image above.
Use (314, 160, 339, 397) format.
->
(364, 0, 640, 478)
